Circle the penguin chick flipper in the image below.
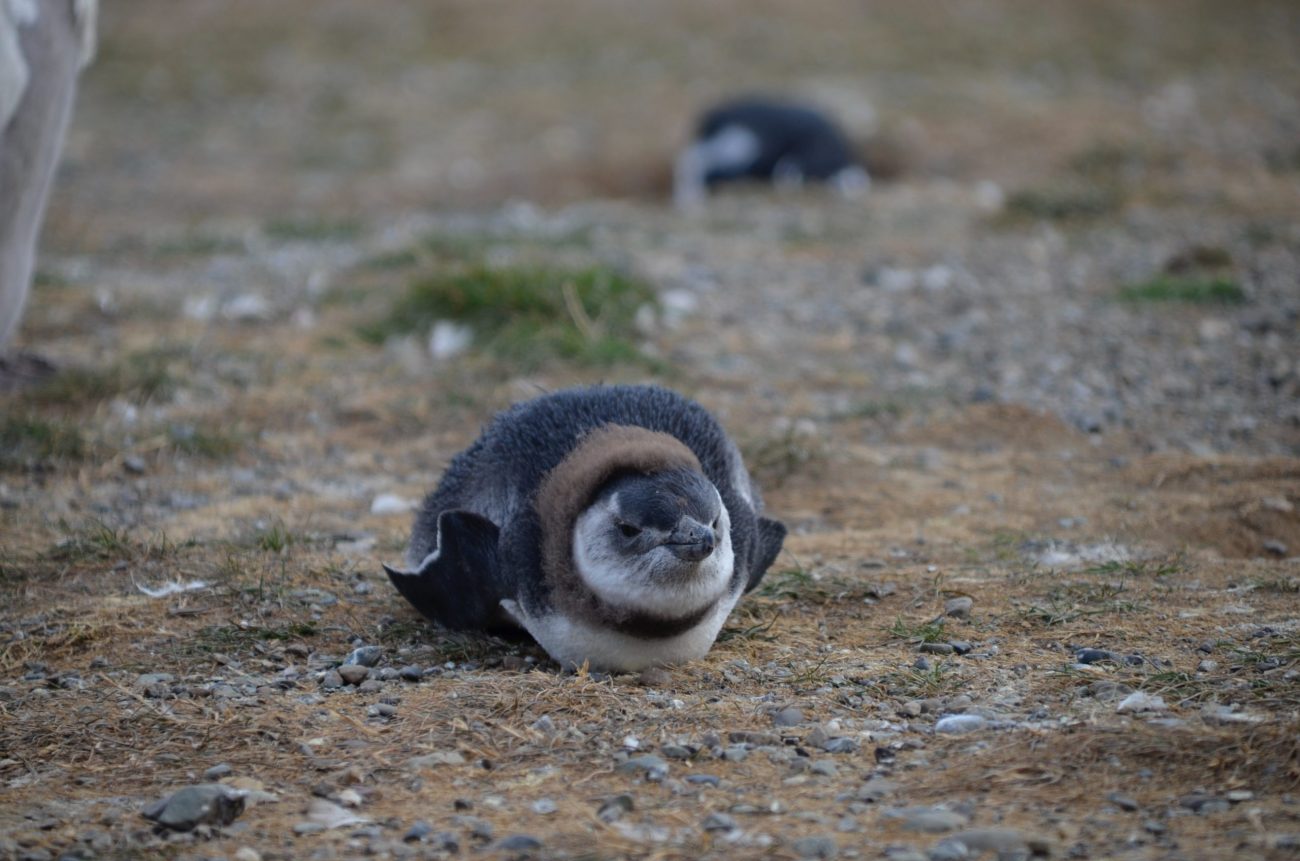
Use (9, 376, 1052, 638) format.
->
(383, 510, 514, 633)
(745, 516, 788, 593)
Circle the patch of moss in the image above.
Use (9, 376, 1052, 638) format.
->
(359, 264, 657, 367)
(1117, 276, 1245, 305)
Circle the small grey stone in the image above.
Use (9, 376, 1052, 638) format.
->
(1085, 681, 1133, 702)
(944, 597, 973, 619)
(293, 822, 326, 835)
(919, 642, 954, 655)
(824, 737, 859, 754)
(934, 714, 986, 734)
(900, 808, 969, 833)
(884, 849, 928, 861)
(1264, 539, 1288, 556)
(136, 673, 175, 687)
(320, 670, 344, 690)
(703, 812, 737, 832)
(773, 706, 805, 727)
(1226, 790, 1255, 802)
(123, 455, 147, 474)
(404, 820, 433, 842)
(722, 746, 749, 762)
(1106, 792, 1139, 811)
(952, 828, 1050, 857)
(618, 755, 669, 779)
(597, 794, 634, 823)
(686, 774, 720, 786)
(203, 764, 232, 781)
(913, 657, 932, 672)
(531, 798, 556, 815)
(357, 679, 384, 694)
(661, 744, 693, 760)
(1143, 820, 1166, 834)
(337, 664, 369, 685)
(398, 665, 423, 682)
(367, 703, 397, 718)
(791, 835, 838, 859)
(375, 667, 398, 681)
(495, 834, 542, 852)
(928, 839, 970, 861)
(810, 760, 838, 777)
(1075, 648, 1117, 665)
(949, 641, 972, 655)
(1197, 659, 1219, 673)
(142, 784, 245, 831)
(408, 751, 466, 768)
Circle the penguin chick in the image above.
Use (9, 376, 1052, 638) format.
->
(384, 385, 786, 672)
(674, 96, 869, 209)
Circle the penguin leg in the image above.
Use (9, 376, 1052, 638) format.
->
(383, 510, 513, 633)
(744, 516, 788, 593)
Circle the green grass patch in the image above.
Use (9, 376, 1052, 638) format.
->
(359, 264, 657, 367)
(888, 617, 947, 644)
(1002, 184, 1121, 222)
(169, 424, 241, 459)
(0, 415, 85, 469)
(265, 217, 361, 243)
(1116, 276, 1245, 305)
(188, 622, 318, 655)
(14, 351, 175, 410)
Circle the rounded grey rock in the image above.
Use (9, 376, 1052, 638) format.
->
(337, 664, 369, 685)
(792, 835, 838, 859)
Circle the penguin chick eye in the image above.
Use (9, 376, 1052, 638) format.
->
(711, 516, 720, 529)
(616, 522, 642, 539)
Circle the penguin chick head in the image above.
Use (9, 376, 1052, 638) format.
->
(572, 468, 735, 618)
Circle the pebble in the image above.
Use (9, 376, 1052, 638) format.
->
(399, 665, 423, 682)
(618, 754, 669, 779)
(320, 670, 344, 690)
(367, 703, 397, 718)
(899, 808, 969, 833)
(661, 744, 693, 760)
(919, 642, 955, 655)
(686, 774, 721, 787)
(1106, 791, 1139, 811)
(357, 679, 383, 694)
(142, 784, 246, 831)
(408, 751, 466, 768)
(722, 746, 750, 762)
(950, 828, 1050, 857)
(773, 706, 805, 727)
(639, 667, 672, 687)
(404, 821, 433, 842)
(345, 645, 382, 667)
(495, 834, 542, 852)
(1086, 681, 1133, 702)
(531, 798, 557, 814)
(1116, 692, 1166, 713)
(1075, 648, 1118, 664)
(234, 848, 261, 861)
(949, 641, 972, 655)
(703, 812, 738, 832)
(823, 737, 859, 754)
(928, 839, 970, 861)
(913, 657, 931, 671)
(1197, 659, 1219, 673)
(203, 763, 232, 781)
(943, 597, 973, 619)
(934, 714, 986, 734)
(791, 835, 838, 859)
(337, 665, 369, 685)
(597, 795, 634, 823)
(136, 673, 175, 687)
(885, 849, 928, 861)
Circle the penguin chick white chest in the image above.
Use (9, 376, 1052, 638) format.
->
(384, 385, 786, 672)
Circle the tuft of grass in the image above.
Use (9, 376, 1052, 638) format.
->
(0, 415, 86, 469)
(169, 424, 241, 459)
(888, 617, 947, 644)
(187, 622, 318, 655)
(264, 217, 360, 243)
(1116, 275, 1245, 305)
(254, 521, 297, 554)
(743, 425, 824, 487)
(14, 351, 175, 410)
(359, 264, 657, 367)
(43, 519, 182, 564)
(1002, 185, 1121, 222)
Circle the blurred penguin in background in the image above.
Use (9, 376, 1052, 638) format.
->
(0, 0, 97, 386)
(674, 96, 870, 209)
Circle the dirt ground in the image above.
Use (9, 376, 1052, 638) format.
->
(2, 2, 1299, 860)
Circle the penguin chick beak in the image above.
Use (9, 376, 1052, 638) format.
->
(665, 517, 716, 562)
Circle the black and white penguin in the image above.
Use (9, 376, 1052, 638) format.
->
(674, 97, 870, 208)
(384, 384, 786, 672)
